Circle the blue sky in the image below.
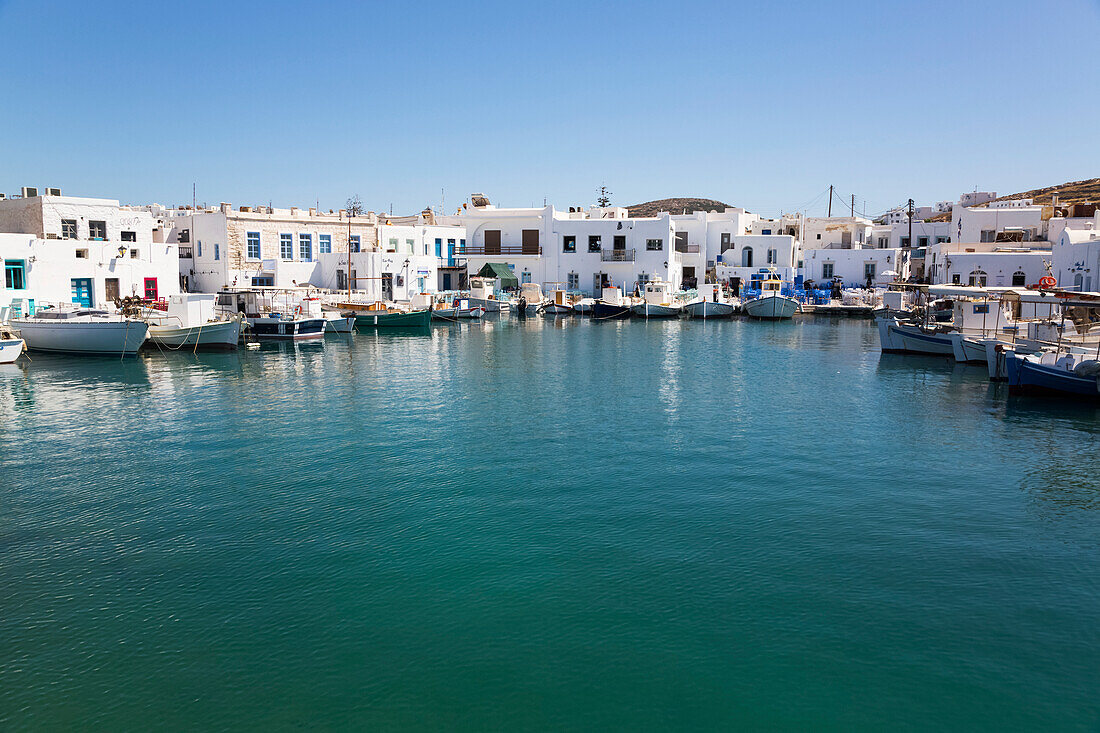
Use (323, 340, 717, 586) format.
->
(1, 0, 1097, 218)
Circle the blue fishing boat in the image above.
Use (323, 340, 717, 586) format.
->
(1005, 349, 1100, 398)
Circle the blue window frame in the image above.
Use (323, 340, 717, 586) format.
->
(350, 235, 361, 253)
(214, 243, 220, 261)
(280, 233, 293, 259)
(319, 234, 331, 254)
(434, 238, 442, 257)
(251, 276, 274, 287)
(299, 233, 312, 261)
(247, 232, 261, 260)
(5, 260, 26, 290)
(197, 241, 202, 258)
(71, 278, 93, 307)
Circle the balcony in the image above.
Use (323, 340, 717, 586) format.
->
(455, 245, 541, 256)
(675, 243, 700, 253)
(600, 248, 635, 262)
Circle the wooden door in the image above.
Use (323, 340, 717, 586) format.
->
(485, 230, 501, 255)
(521, 229, 539, 254)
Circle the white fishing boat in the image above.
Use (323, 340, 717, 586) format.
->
(216, 289, 326, 341)
(742, 275, 799, 320)
(432, 297, 486, 320)
(573, 298, 595, 315)
(515, 283, 546, 315)
(12, 308, 149, 356)
(684, 283, 738, 319)
(467, 277, 509, 313)
(0, 335, 24, 364)
(631, 279, 682, 318)
(144, 294, 243, 351)
(877, 318, 956, 355)
(541, 288, 574, 315)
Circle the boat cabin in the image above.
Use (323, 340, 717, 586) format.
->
(470, 277, 499, 301)
(519, 282, 544, 303)
(642, 279, 674, 305)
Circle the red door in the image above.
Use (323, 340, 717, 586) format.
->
(143, 277, 158, 300)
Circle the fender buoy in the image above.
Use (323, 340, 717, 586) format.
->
(1039, 276, 1057, 289)
(294, 304, 303, 316)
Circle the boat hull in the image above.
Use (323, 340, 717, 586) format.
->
(467, 298, 507, 313)
(631, 303, 681, 318)
(684, 300, 737, 319)
(354, 309, 431, 329)
(248, 317, 326, 340)
(14, 319, 149, 356)
(148, 319, 242, 350)
(591, 301, 632, 320)
(742, 295, 798, 320)
(878, 320, 955, 355)
(432, 307, 486, 320)
(949, 333, 988, 363)
(541, 303, 573, 315)
(324, 316, 356, 333)
(1006, 353, 1100, 397)
(0, 338, 24, 364)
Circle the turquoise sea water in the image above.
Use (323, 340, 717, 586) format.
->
(1, 317, 1099, 730)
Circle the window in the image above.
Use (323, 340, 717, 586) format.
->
(588, 235, 601, 252)
(936, 236, 949, 244)
(5, 260, 26, 289)
(822, 262, 834, 279)
(299, 233, 312, 261)
(388, 238, 398, 252)
(75, 249, 89, 259)
(61, 219, 77, 239)
(434, 238, 442, 257)
(130, 248, 140, 259)
(319, 234, 331, 254)
(864, 262, 877, 281)
(405, 238, 415, 253)
(144, 277, 158, 300)
(900, 237, 910, 247)
(563, 235, 576, 253)
(646, 239, 663, 251)
(721, 233, 730, 249)
(252, 276, 274, 287)
(89, 220, 107, 240)
(447, 238, 456, 253)
(280, 233, 293, 259)
(918, 236, 928, 248)
(1011, 271, 1026, 287)
(952, 273, 961, 284)
(761, 229, 772, 236)
(104, 278, 120, 301)
(877, 237, 888, 248)
(350, 235, 361, 253)
(767, 249, 777, 264)
(247, 232, 261, 260)
(121, 231, 136, 242)
(459, 238, 466, 249)
(980, 230, 996, 243)
(968, 270, 988, 287)
(521, 271, 532, 284)
(742, 247, 753, 267)
(567, 272, 579, 289)
(816, 233, 822, 240)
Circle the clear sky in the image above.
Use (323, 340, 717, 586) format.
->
(1, 0, 1097, 218)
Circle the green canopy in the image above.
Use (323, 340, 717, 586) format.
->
(477, 263, 519, 290)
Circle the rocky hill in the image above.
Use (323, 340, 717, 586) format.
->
(980, 178, 1100, 207)
(627, 198, 731, 217)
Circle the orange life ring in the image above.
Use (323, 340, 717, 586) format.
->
(1039, 276, 1057, 289)
(294, 304, 303, 316)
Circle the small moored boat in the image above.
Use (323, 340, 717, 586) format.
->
(12, 308, 149, 356)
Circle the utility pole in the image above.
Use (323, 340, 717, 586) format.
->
(827, 185, 833, 217)
(906, 198, 914, 281)
(851, 194, 855, 217)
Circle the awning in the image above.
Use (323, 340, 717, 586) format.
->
(477, 263, 519, 289)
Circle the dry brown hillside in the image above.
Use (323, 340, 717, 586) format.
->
(980, 178, 1100, 207)
(627, 198, 731, 217)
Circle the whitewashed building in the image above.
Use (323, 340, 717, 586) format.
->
(1052, 211, 1100, 291)
(172, 203, 463, 301)
(0, 190, 179, 311)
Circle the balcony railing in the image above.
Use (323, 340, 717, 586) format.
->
(675, 243, 700, 253)
(455, 245, 541, 256)
(600, 248, 636, 262)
